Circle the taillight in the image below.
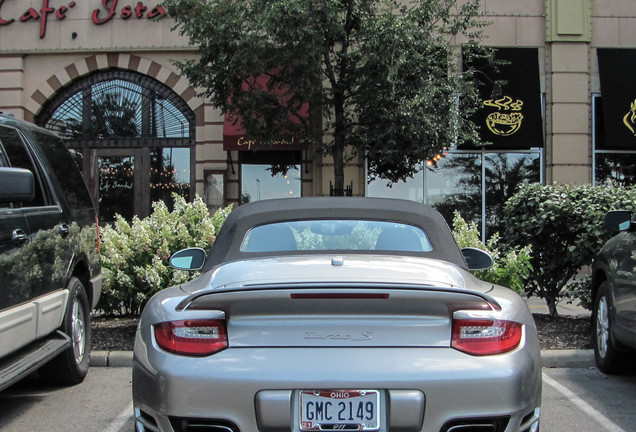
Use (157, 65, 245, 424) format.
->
(451, 319, 522, 356)
(154, 319, 228, 356)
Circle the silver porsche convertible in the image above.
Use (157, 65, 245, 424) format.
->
(132, 197, 541, 432)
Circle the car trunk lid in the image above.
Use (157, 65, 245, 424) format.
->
(183, 285, 496, 348)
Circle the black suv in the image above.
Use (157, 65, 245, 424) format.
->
(0, 113, 102, 391)
(591, 210, 636, 374)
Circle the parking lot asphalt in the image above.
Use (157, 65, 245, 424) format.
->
(90, 297, 595, 369)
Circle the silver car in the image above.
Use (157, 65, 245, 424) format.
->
(132, 197, 541, 432)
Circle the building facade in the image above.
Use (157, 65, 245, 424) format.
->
(0, 0, 634, 231)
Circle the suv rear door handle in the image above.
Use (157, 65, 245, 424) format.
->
(11, 229, 28, 245)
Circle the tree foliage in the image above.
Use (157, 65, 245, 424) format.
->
(163, 0, 490, 190)
(451, 211, 532, 293)
(502, 183, 636, 316)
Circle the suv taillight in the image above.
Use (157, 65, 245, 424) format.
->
(451, 319, 522, 356)
(154, 319, 228, 356)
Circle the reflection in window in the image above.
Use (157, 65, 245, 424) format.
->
(43, 78, 190, 140)
(427, 153, 482, 233)
(593, 95, 636, 187)
(150, 148, 191, 209)
(367, 151, 541, 240)
(99, 155, 135, 222)
(241, 164, 301, 203)
(241, 220, 432, 252)
(595, 153, 636, 186)
(484, 153, 540, 236)
(367, 170, 424, 202)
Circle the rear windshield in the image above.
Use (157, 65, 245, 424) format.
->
(241, 220, 432, 253)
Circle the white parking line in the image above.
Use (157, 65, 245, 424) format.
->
(103, 401, 134, 432)
(542, 373, 627, 432)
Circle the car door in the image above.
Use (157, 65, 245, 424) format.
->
(0, 125, 68, 355)
(0, 138, 31, 314)
(610, 230, 636, 340)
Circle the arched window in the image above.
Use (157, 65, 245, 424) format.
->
(36, 70, 195, 223)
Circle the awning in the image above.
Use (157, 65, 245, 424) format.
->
(597, 49, 636, 149)
(223, 74, 309, 151)
(463, 47, 543, 150)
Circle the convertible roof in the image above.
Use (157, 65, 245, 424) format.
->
(204, 197, 467, 270)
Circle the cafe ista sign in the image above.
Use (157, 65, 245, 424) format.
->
(0, 0, 166, 39)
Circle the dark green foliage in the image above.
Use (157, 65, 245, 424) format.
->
(162, 0, 490, 190)
(502, 183, 636, 316)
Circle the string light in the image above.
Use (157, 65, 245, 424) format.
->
(426, 153, 443, 166)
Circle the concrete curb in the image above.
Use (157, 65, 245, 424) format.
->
(90, 350, 134, 367)
(541, 349, 594, 369)
(89, 349, 596, 369)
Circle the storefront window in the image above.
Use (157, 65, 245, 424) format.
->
(426, 153, 482, 230)
(593, 95, 636, 186)
(595, 153, 636, 186)
(367, 150, 541, 240)
(484, 152, 540, 235)
(150, 147, 191, 208)
(241, 164, 301, 203)
(36, 70, 195, 221)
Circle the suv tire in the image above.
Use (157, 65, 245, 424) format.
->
(593, 281, 629, 374)
(40, 277, 91, 385)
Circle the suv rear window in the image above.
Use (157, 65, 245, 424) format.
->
(241, 220, 432, 253)
(33, 131, 94, 210)
(0, 125, 46, 206)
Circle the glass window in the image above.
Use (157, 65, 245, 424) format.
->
(367, 150, 542, 241)
(0, 126, 46, 206)
(241, 164, 301, 203)
(241, 220, 432, 253)
(484, 152, 540, 236)
(32, 131, 94, 210)
(98, 155, 135, 222)
(426, 153, 482, 232)
(367, 170, 424, 202)
(42, 78, 190, 140)
(595, 153, 636, 186)
(593, 95, 636, 186)
(150, 147, 191, 208)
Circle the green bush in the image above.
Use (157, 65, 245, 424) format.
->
(502, 183, 636, 316)
(98, 194, 232, 315)
(451, 211, 532, 293)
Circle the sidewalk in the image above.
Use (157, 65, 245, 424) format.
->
(90, 296, 596, 369)
(525, 296, 591, 317)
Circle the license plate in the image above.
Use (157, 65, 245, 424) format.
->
(300, 390, 380, 431)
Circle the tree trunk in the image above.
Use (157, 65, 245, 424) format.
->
(332, 146, 345, 195)
(331, 95, 347, 196)
(546, 297, 559, 317)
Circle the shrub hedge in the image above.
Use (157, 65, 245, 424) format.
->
(502, 183, 636, 316)
(98, 194, 232, 315)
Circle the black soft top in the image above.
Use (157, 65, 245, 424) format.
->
(204, 197, 467, 270)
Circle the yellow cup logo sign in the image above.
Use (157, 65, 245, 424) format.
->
(483, 96, 524, 136)
(623, 99, 636, 135)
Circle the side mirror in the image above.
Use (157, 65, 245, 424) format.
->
(461, 247, 494, 271)
(0, 167, 34, 203)
(170, 248, 207, 271)
(604, 210, 632, 232)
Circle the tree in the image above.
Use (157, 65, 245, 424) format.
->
(502, 183, 636, 317)
(163, 0, 489, 192)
